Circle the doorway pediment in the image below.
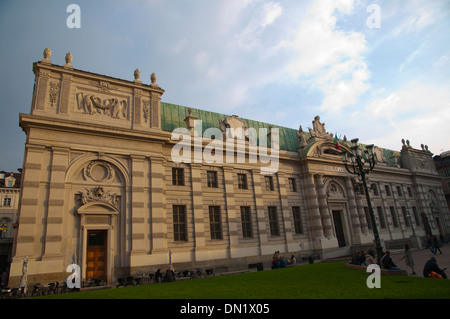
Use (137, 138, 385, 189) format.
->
(77, 202, 118, 215)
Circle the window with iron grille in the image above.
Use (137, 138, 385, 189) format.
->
(268, 206, 279, 236)
(237, 173, 248, 189)
(209, 206, 222, 239)
(288, 178, 297, 192)
(173, 205, 187, 241)
(240, 206, 252, 238)
(172, 168, 184, 186)
(292, 206, 303, 234)
(207, 171, 218, 188)
(265, 176, 274, 191)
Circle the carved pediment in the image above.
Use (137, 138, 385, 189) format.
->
(75, 186, 120, 208)
(327, 182, 345, 199)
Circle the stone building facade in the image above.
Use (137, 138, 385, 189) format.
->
(433, 151, 450, 212)
(9, 50, 450, 286)
(0, 171, 21, 277)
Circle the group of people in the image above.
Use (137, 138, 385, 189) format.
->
(426, 234, 444, 255)
(350, 249, 377, 267)
(350, 243, 447, 279)
(154, 267, 176, 283)
(271, 251, 296, 269)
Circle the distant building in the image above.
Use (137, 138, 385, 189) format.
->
(433, 151, 450, 214)
(8, 49, 450, 286)
(0, 170, 21, 281)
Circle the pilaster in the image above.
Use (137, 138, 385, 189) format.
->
(130, 155, 146, 255)
(42, 146, 69, 259)
(149, 156, 167, 253)
(277, 172, 294, 251)
(190, 163, 206, 255)
(14, 144, 46, 259)
(251, 169, 268, 253)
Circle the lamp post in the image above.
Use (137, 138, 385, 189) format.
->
(341, 138, 384, 264)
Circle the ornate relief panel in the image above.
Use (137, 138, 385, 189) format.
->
(76, 92, 129, 120)
(326, 181, 345, 200)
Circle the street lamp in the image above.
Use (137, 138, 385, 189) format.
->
(341, 138, 384, 264)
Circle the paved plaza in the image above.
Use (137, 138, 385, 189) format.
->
(390, 244, 450, 277)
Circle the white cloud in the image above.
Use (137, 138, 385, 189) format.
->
(362, 83, 450, 153)
(261, 2, 283, 28)
(286, 0, 369, 113)
(388, 0, 445, 38)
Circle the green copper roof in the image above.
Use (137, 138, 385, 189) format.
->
(161, 102, 303, 152)
(160, 101, 400, 166)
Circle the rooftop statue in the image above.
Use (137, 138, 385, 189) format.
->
(308, 116, 333, 139)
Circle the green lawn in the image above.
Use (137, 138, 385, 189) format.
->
(33, 262, 450, 299)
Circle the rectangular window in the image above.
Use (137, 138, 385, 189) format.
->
(172, 168, 185, 186)
(173, 205, 187, 241)
(240, 206, 253, 238)
(292, 206, 303, 234)
(288, 178, 297, 192)
(238, 173, 248, 190)
(0, 223, 8, 236)
(268, 206, 280, 236)
(377, 207, 386, 229)
(265, 176, 274, 191)
(408, 187, 412, 197)
(2, 198, 11, 206)
(207, 171, 218, 188)
(390, 206, 399, 227)
(397, 186, 403, 197)
(364, 207, 373, 230)
(385, 185, 391, 196)
(209, 206, 222, 240)
(402, 206, 410, 227)
(372, 184, 379, 196)
(412, 207, 421, 226)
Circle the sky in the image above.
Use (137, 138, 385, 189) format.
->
(0, 0, 449, 172)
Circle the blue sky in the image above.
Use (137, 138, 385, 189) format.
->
(1, 0, 449, 172)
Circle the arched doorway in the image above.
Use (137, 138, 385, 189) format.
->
(77, 201, 118, 284)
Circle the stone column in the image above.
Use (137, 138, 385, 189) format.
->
(315, 175, 333, 238)
(43, 146, 69, 259)
(345, 178, 362, 235)
(345, 177, 371, 245)
(304, 174, 324, 240)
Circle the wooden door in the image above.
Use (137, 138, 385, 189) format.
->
(86, 230, 107, 281)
